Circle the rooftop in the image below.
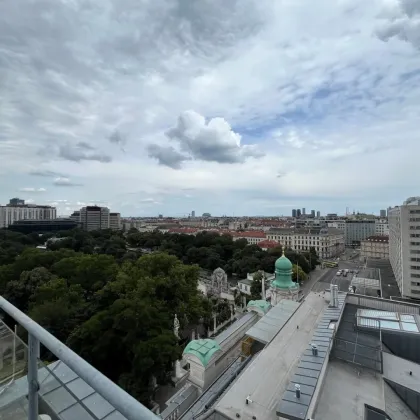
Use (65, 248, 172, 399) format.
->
(362, 236, 389, 243)
(365, 259, 400, 299)
(215, 292, 328, 420)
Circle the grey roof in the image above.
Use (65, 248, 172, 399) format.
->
(39, 360, 129, 420)
(237, 278, 253, 286)
(365, 259, 401, 299)
(215, 312, 257, 347)
(215, 293, 330, 420)
(245, 300, 301, 344)
(276, 293, 346, 420)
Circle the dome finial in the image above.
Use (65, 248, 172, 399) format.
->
(282, 248, 285, 256)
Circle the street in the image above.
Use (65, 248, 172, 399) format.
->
(310, 259, 363, 293)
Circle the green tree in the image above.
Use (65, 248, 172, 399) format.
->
(292, 264, 307, 283)
(250, 271, 264, 300)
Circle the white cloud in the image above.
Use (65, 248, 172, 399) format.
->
(19, 188, 47, 193)
(53, 177, 82, 187)
(1, 0, 420, 215)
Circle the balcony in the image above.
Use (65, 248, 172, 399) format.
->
(0, 296, 158, 420)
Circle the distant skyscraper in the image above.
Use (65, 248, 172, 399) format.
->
(292, 209, 297, 218)
(317, 211, 321, 218)
(296, 209, 301, 218)
(380, 209, 386, 218)
(302, 208, 306, 215)
(191, 210, 196, 218)
(311, 210, 315, 217)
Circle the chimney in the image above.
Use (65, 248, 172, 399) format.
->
(295, 384, 301, 399)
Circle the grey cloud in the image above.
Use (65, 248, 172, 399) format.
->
(109, 130, 127, 152)
(376, 0, 420, 48)
(164, 110, 264, 166)
(77, 141, 95, 150)
(147, 144, 187, 169)
(29, 169, 67, 178)
(59, 143, 112, 163)
(53, 177, 83, 187)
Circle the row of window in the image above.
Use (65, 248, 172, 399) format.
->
(410, 234, 420, 238)
(410, 210, 420, 214)
(410, 242, 420, 246)
(411, 265, 420, 270)
(409, 218, 420, 222)
(410, 226, 420, 230)
(411, 250, 420, 254)
(411, 258, 420, 262)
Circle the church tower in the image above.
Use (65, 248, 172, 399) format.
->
(270, 251, 300, 304)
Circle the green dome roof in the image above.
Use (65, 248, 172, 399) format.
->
(247, 300, 271, 315)
(275, 253, 293, 271)
(183, 339, 221, 367)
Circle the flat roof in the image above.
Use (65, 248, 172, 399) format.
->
(245, 300, 300, 344)
(314, 359, 385, 420)
(214, 293, 328, 420)
(365, 259, 401, 299)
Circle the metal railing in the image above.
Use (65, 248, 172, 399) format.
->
(0, 296, 159, 420)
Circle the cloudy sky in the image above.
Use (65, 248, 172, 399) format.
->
(1, 0, 419, 217)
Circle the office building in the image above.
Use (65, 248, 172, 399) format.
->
(109, 212, 121, 230)
(191, 210, 196, 218)
(311, 209, 315, 217)
(296, 209, 301, 218)
(380, 209, 387, 218)
(8, 219, 78, 234)
(69, 211, 80, 223)
(375, 219, 389, 236)
(292, 209, 297, 218)
(316, 210, 321, 218)
(345, 220, 376, 246)
(80, 206, 110, 231)
(0, 199, 56, 229)
(389, 197, 420, 298)
(302, 208, 306, 215)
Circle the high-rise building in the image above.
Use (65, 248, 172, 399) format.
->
(389, 197, 420, 298)
(109, 212, 121, 230)
(0, 199, 56, 229)
(296, 209, 301, 218)
(380, 209, 387, 218)
(191, 210, 196, 218)
(80, 206, 110, 231)
(316, 211, 321, 218)
(311, 210, 315, 217)
(302, 208, 306, 215)
(345, 220, 376, 246)
(292, 209, 297, 218)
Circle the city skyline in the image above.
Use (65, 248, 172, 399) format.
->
(1, 0, 419, 217)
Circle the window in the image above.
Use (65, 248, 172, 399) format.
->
(410, 242, 420, 246)
(411, 273, 420, 278)
(411, 266, 420, 270)
(410, 234, 420, 238)
(411, 250, 420, 254)
(410, 210, 420, 214)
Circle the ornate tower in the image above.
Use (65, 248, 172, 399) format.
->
(270, 251, 300, 304)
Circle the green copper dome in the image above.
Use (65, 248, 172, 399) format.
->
(275, 254, 293, 271)
(183, 339, 221, 367)
(272, 251, 298, 290)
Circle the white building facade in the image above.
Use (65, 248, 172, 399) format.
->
(80, 206, 110, 231)
(375, 219, 389, 236)
(0, 202, 56, 229)
(360, 236, 389, 260)
(389, 197, 420, 298)
(109, 212, 121, 230)
(266, 227, 344, 259)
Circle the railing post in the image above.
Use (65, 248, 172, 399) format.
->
(28, 333, 40, 420)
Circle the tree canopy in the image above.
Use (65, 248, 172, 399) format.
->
(0, 227, 320, 405)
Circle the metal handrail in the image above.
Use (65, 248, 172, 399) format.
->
(0, 296, 158, 420)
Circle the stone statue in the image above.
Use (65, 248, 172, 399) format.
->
(173, 314, 180, 340)
(211, 267, 228, 293)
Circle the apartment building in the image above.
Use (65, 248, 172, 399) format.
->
(325, 219, 346, 232)
(389, 197, 420, 298)
(231, 231, 266, 245)
(375, 219, 389, 236)
(109, 212, 121, 230)
(80, 206, 110, 231)
(345, 220, 376, 246)
(266, 227, 344, 259)
(360, 236, 389, 260)
(0, 198, 56, 228)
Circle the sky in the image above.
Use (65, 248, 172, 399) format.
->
(1, 0, 420, 217)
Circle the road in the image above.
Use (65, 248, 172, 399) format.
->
(309, 257, 364, 294)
